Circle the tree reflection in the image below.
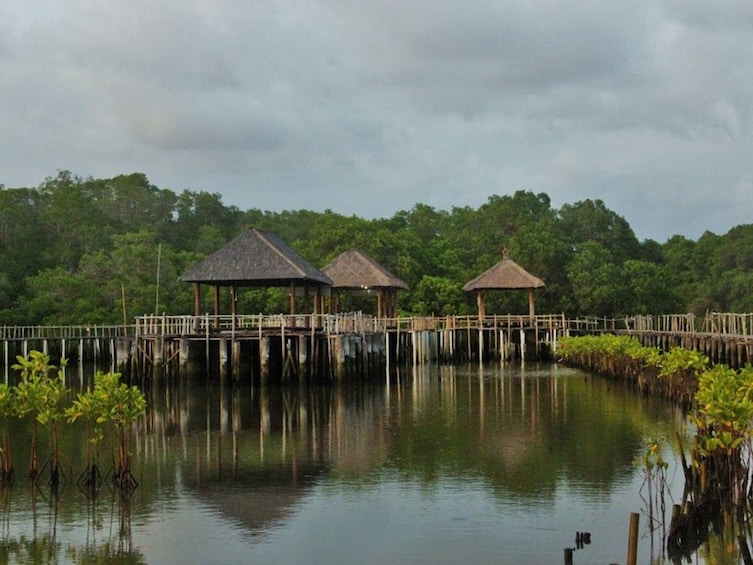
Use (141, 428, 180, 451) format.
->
(0, 363, 688, 563)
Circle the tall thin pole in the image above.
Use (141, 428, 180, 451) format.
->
(155, 243, 162, 315)
(122, 284, 128, 335)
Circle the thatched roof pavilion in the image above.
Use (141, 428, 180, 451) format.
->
(321, 250, 409, 318)
(179, 228, 333, 317)
(463, 249, 545, 319)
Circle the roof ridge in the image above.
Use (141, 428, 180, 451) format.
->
(254, 228, 308, 278)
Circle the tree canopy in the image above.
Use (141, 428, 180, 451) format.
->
(0, 171, 746, 324)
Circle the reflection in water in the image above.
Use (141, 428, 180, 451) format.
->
(0, 362, 719, 563)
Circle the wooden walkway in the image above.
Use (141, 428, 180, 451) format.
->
(1, 311, 752, 381)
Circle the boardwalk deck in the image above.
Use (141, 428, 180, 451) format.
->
(2, 312, 752, 382)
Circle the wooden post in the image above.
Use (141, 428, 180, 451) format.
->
(627, 512, 639, 565)
(334, 335, 346, 380)
(193, 283, 201, 324)
(289, 281, 296, 318)
(154, 337, 164, 369)
(179, 337, 189, 370)
(219, 338, 229, 385)
(528, 288, 535, 319)
(213, 285, 220, 327)
(298, 334, 307, 380)
(232, 340, 242, 383)
(259, 337, 270, 383)
(478, 328, 483, 363)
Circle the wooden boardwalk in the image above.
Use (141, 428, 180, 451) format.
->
(1, 311, 753, 382)
(129, 312, 568, 381)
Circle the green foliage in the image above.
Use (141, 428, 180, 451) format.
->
(11, 350, 69, 479)
(658, 347, 709, 380)
(408, 275, 470, 316)
(558, 334, 653, 362)
(67, 371, 146, 476)
(3, 172, 753, 321)
(694, 364, 753, 435)
(12, 351, 68, 428)
(2, 351, 148, 484)
(634, 437, 668, 474)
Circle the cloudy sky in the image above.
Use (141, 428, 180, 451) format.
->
(2, 1, 751, 242)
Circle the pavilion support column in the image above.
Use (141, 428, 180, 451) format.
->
(377, 290, 384, 320)
(193, 284, 201, 331)
(304, 285, 310, 328)
(213, 285, 221, 328)
(528, 288, 535, 319)
(289, 281, 296, 328)
(477, 291, 486, 321)
(230, 285, 238, 379)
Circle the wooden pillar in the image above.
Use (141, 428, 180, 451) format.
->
(179, 337, 189, 369)
(298, 334, 308, 379)
(477, 291, 486, 320)
(528, 288, 535, 319)
(219, 338, 229, 385)
(304, 285, 310, 328)
(154, 337, 164, 369)
(259, 337, 270, 383)
(377, 289, 383, 319)
(213, 285, 221, 327)
(289, 281, 296, 316)
(334, 335, 346, 380)
(232, 340, 242, 383)
(478, 328, 483, 363)
(193, 284, 201, 318)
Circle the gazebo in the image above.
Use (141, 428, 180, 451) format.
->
(321, 250, 409, 318)
(179, 228, 333, 318)
(463, 249, 545, 319)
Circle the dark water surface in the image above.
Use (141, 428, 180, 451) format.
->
(0, 362, 736, 564)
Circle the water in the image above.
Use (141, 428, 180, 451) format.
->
(0, 362, 737, 564)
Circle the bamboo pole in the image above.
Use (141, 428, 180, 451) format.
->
(626, 512, 639, 565)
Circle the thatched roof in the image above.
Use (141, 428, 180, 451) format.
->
(179, 228, 333, 287)
(463, 251, 545, 292)
(321, 250, 409, 290)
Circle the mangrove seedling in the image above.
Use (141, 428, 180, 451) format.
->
(70, 371, 146, 493)
(12, 351, 68, 483)
(633, 437, 670, 537)
(0, 384, 18, 484)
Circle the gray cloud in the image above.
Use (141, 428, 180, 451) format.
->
(2, 0, 752, 242)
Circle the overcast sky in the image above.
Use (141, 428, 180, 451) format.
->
(2, 1, 751, 243)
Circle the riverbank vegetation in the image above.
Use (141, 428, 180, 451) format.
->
(0, 351, 146, 494)
(558, 334, 753, 559)
(2, 171, 753, 324)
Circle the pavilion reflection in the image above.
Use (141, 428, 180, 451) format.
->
(129, 363, 679, 536)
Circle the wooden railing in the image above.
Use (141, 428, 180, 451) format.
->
(3, 312, 753, 341)
(0, 324, 129, 340)
(132, 312, 568, 337)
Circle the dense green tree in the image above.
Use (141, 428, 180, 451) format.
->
(621, 260, 681, 314)
(36, 171, 111, 269)
(20, 267, 107, 325)
(408, 276, 470, 316)
(162, 190, 245, 252)
(558, 199, 641, 263)
(3, 171, 753, 322)
(567, 241, 626, 316)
